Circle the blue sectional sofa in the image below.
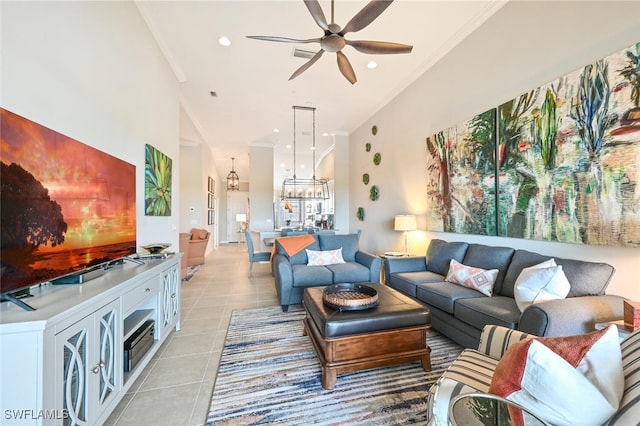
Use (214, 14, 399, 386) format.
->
(384, 239, 625, 347)
(272, 233, 381, 312)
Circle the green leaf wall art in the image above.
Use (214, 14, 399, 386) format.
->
(370, 185, 379, 201)
(145, 144, 172, 216)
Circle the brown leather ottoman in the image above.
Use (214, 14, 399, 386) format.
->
(302, 283, 432, 390)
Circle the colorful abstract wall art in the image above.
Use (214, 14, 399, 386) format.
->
(426, 109, 497, 236)
(426, 41, 640, 248)
(144, 144, 172, 216)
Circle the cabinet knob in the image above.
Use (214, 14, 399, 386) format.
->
(171, 293, 176, 299)
(91, 361, 106, 374)
(145, 288, 151, 292)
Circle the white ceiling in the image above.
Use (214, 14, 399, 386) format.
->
(136, 0, 506, 188)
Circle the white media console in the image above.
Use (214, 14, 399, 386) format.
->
(0, 255, 181, 425)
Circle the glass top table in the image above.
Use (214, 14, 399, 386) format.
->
(448, 393, 550, 426)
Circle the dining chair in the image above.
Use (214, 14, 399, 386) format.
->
(245, 230, 271, 276)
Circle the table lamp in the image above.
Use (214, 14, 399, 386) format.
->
(394, 215, 417, 255)
(236, 213, 247, 232)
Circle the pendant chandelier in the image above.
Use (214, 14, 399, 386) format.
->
(281, 106, 330, 200)
(226, 157, 239, 191)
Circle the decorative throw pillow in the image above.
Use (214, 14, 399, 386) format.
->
(445, 259, 498, 296)
(489, 325, 624, 426)
(514, 259, 571, 312)
(306, 248, 345, 266)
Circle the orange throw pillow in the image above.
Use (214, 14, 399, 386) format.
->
(489, 325, 623, 426)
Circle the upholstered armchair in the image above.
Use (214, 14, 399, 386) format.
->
(427, 324, 640, 425)
(178, 233, 192, 279)
(186, 228, 210, 267)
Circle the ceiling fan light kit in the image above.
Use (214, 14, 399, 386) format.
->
(247, 0, 412, 84)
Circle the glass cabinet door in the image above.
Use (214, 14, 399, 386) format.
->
(55, 299, 120, 426)
(59, 318, 90, 426)
(96, 303, 118, 412)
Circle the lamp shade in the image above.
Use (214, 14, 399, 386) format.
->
(235, 214, 247, 222)
(394, 215, 417, 232)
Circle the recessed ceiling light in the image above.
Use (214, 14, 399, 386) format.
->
(322, 132, 329, 137)
(367, 61, 378, 69)
(285, 144, 292, 149)
(218, 36, 231, 47)
(273, 128, 280, 133)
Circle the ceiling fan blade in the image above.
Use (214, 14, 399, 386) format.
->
(336, 51, 357, 85)
(341, 0, 394, 35)
(303, 0, 329, 31)
(246, 35, 321, 44)
(346, 39, 413, 54)
(289, 49, 325, 80)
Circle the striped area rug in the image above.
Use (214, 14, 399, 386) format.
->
(207, 306, 463, 425)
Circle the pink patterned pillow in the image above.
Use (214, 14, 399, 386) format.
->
(306, 248, 345, 266)
(445, 259, 498, 296)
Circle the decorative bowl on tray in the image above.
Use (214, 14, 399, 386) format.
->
(141, 243, 171, 254)
(322, 283, 378, 311)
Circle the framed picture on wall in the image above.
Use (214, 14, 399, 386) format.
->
(208, 209, 214, 225)
(144, 144, 172, 216)
(208, 176, 215, 194)
(208, 193, 214, 209)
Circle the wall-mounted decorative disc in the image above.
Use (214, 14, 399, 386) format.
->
(365, 142, 371, 152)
(373, 153, 381, 165)
(362, 173, 370, 185)
(371, 125, 378, 136)
(369, 185, 379, 201)
(357, 207, 365, 221)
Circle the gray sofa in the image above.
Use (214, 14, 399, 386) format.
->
(272, 233, 381, 312)
(384, 239, 624, 347)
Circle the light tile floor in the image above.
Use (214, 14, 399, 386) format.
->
(106, 243, 278, 425)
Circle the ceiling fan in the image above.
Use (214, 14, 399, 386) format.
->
(246, 0, 413, 85)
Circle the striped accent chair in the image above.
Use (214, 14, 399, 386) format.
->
(426, 324, 640, 425)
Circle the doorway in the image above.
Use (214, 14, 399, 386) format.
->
(227, 191, 248, 243)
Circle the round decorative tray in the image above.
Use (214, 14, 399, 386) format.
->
(141, 243, 171, 254)
(322, 283, 379, 311)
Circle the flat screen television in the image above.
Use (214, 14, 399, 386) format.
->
(1, 108, 137, 310)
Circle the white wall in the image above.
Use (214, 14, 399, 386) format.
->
(179, 105, 221, 249)
(249, 144, 275, 231)
(350, 1, 640, 299)
(180, 145, 206, 230)
(1, 1, 180, 250)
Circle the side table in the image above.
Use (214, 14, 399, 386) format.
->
(449, 393, 550, 426)
(379, 252, 411, 284)
(596, 320, 632, 343)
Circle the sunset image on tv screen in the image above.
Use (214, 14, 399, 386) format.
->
(0, 108, 136, 293)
